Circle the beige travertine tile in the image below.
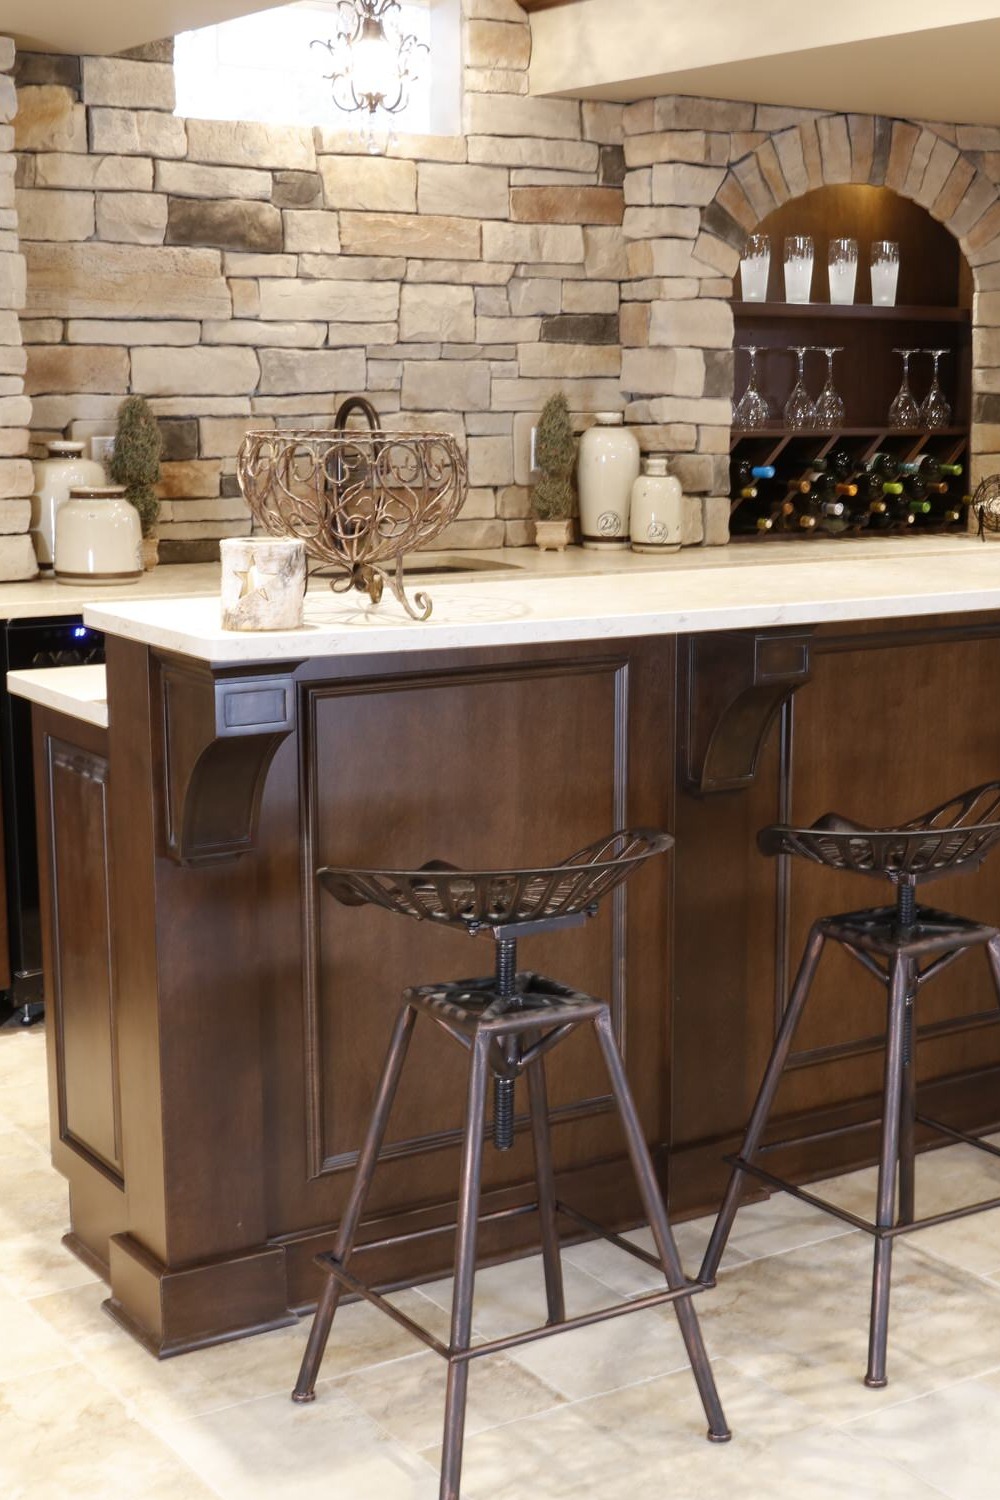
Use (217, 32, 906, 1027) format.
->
(0, 1282, 75, 1379)
(0, 1226, 100, 1299)
(330, 1347, 565, 1451)
(155, 1384, 439, 1500)
(697, 1232, 1000, 1421)
(30, 1280, 453, 1425)
(0, 1131, 68, 1238)
(846, 1366, 1000, 1499)
(0, 1362, 219, 1500)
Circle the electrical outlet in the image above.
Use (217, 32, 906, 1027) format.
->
(90, 435, 115, 464)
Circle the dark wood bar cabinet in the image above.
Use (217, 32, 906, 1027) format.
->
(30, 614, 1000, 1356)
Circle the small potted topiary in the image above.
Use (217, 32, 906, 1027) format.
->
(109, 395, 163, 569)
(531, 392, 576, 551)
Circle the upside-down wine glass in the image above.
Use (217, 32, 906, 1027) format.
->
(734, 346, 772, 429)
(888, 348, 920, 430)
(919, 349, 952, 429)
(814, 347, 846, 428)
(784, 346, 816, 430)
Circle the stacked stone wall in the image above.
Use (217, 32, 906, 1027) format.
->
(13, 6, 637, 561)
(0, 39, 38, 581)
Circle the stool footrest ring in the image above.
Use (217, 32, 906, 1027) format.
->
(311, 1195, 703, 1366)
(727, 1143, 1000, 1242)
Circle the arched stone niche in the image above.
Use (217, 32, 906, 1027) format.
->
(621, 108, 1000, 542)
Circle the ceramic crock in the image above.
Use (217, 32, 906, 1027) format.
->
(577, 413, 640, 550)
(54, 485, 143, 585)
(630, 455, 683, 553)
(30, 440, 106, 569)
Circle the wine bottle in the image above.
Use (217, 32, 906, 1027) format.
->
(813, 473, 858, 504)
(794, 495, 820, 531)
(730, 504, 776, 536)
(826, 447, 855, 481)
(916, 456, 963, 483)
(867, 452, 902, 482)
(733, 460, 777, 489)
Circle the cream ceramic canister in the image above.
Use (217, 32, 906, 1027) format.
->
(54, 485, 143, 585)
(630, 455, 683, 554)
(577, 412, 640, 550)
(30, 440, 106, 569)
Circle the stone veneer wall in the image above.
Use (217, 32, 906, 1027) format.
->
(619, 102, 1000, 538)
(12, 2, 639, 562)
(0, 39, 38, 581)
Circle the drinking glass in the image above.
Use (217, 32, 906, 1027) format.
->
(871, 241, 900, 307)
(814, 347, 846, 427)
(828, 238, 858, 305)
(888, 348, 920, 429)
(734, 346, 772, 430)
(740, 234, 771, 302)
(919, 348, 952, 429)
(784, 236, 814, 303)
(784, 346, 816, 430)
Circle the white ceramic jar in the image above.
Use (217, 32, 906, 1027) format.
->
(577, 413, 640, 550)
(630, 455, 683, 554)
(54, 485, 143, 586)
(31, 440, 106, 569)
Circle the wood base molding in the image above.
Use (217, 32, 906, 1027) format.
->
(106, 1233, 296, 1358)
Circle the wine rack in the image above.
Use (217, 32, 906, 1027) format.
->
(729, 434, 970, 540)
(730, 183, 973, 543)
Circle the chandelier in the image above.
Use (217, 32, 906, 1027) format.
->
(313, 0, 428, 148)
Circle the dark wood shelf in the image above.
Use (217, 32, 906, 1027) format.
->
(732, 426, 968, 439)
(734, 303, 971, 323)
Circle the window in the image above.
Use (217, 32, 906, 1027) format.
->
(174, 0, 451, 134)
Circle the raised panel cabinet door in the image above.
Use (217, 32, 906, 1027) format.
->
(46, 735, 122, 1179)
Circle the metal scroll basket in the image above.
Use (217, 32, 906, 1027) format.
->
(973, 473, 1000, 538)
(235, 396, 468, 621)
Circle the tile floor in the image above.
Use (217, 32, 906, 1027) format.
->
(3, 1020, 1000, 1497)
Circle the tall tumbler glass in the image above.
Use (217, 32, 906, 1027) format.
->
(871, 241, 900, 307)
(740, 234, 771, 302)
(783, 235, 814, 304)
(828, 238, 858, 305)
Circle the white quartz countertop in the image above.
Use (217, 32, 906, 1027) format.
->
(0, 562, 222, 619)
(78, 536, 1000, 665)
(8, 664, 108, 728)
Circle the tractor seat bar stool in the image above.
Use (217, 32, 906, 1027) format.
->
(293, 829, 730, 1500)
(699, 781, 1000, 1390)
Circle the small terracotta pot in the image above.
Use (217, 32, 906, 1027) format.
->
(533, 518, 573, 552)
(141, 535, 160, 570)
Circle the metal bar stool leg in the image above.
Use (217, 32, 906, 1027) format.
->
(440, 1030, 491, 1500)
(699, 924, 827, 1286)
(897, 970, 918, 1228)
(293, 1002, 417, 1403)
(986, 934, 1000, 1003)
(526, 1043, 565, 1325)
(592, 1007, 730, 1443)
(865, 953, 910, 1389)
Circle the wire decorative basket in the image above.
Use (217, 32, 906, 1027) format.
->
(236, 396, 467, 620)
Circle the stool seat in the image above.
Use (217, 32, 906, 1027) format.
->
(319, 828, 670, 932)
(758, 780, 1000, 882)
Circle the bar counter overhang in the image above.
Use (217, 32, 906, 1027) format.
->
(20, 535, 1000, 1357)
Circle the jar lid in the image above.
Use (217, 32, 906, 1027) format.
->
(46, 441, 86, 455)
(643, 453, 670, 474)
(594, 411, 624, 425)
(68, 485, 127, 499)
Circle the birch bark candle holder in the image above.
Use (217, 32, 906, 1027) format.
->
(220, 536, 307, 631)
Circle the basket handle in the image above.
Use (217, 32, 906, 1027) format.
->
(334, 395, 382, 433)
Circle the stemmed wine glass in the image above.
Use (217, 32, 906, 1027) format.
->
(919, 349, 952, 429)
(888, 348, 920, 429)
(784, 346, 816, 430)
(734, 346, 772, 430)
(814, 347, 846, 428)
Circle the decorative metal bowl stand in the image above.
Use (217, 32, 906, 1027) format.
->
(293, 830, 730, 1499)
(236, 396, 467, 620)
(699, 782, 1000, 1389)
